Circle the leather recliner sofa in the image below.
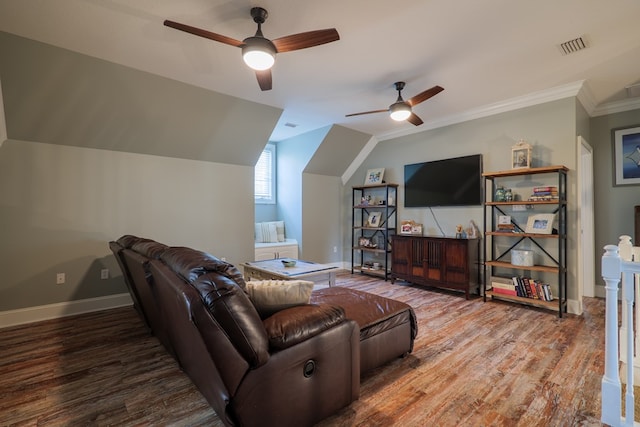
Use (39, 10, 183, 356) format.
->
(110, 235, 416, 427)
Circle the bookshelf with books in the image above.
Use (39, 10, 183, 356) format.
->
(483, 165, 568, 317)
(351, 184, 397, 280)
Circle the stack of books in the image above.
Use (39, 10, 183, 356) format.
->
(491, 276, 554, 301)
(528, 186, 558, 201)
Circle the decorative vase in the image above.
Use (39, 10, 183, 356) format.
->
(505, 188, 513, 202)
(494, 187, 506, 202)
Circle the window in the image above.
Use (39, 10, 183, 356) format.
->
(255, 144, 275, 204)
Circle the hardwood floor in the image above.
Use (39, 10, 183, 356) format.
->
(0, 272, 605, 426)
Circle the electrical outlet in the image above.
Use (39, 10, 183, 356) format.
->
(221, 257, 227, 262)
(100, 269, 109, 280)
(56, 273, 66, 285)
(333, 246, 338, 253)
(512, 204, 527, 212)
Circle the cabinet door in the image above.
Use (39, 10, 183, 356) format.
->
(423, 239, 444, 282)
(278, 245, 298, 260)
(443, 240, 468, 285)
(254, 248, 275, 261)
(391, 236, 412, 276)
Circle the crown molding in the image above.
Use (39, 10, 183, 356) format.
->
(591, 97, 640, 117)
(377, 81, 586, 142)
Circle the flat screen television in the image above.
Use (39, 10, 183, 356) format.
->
(404, 154, 483, 207)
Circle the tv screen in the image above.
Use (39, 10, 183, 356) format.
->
(404, 154, 483, 207)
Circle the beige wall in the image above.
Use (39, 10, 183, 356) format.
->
(302, 173, 343, 263)
(0, 140, 254, 312)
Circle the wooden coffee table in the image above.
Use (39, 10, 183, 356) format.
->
(242, 259, 338, 287)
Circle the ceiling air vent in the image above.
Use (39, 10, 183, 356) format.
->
(558, 36, 587, 55)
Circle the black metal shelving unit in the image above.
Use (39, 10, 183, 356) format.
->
(483, 166, 568, 317)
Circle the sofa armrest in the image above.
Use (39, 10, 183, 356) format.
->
(263, 304, 345, 350)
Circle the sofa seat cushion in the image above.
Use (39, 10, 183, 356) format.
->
(311, 287, 418, 348)
(264, 304, 346, 350)
(246, 280, 314, 318)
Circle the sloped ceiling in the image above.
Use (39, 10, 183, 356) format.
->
(304, 125, 370, 177)
(0, 31, 281, 166)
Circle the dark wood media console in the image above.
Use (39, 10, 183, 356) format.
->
(390, 235, 480, 299)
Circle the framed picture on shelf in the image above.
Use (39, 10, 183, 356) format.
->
(613, 125, 640, 186)
(364, 168, 385, 186)
(511, 140, 532, 169)
(400, 220, 423, 235)
(525, 213, 555, 234)
(497, 215, 514, 231)
(367, 213, 381, 227)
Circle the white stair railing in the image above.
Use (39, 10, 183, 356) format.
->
(602, 236, 640, 426)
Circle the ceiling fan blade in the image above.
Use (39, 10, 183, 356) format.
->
(345, 109, 388, 118)
(407, 85, 444, 107)
(272, 29, 339, 53)
(256, 69, 272, 91)
(164, 20, 244, 47)
(406, 113, 424, 126)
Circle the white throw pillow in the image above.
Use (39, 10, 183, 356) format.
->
(246, 280, 314, 317)
(271, 221, 285, 242)
(255, 222, 278, 243)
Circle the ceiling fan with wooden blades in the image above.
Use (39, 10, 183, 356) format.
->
(164, 7, 340, 91)
(346, 82, 444, 126)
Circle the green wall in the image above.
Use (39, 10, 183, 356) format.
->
(591, 109, 640, 286)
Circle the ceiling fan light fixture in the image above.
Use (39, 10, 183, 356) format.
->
(242, 37, 276, 70)
(389, 102, 411, 121)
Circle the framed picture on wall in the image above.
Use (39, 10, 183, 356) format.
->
(613, 125, 640, 186)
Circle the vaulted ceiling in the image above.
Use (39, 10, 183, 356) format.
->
(1, 0, 640, 142)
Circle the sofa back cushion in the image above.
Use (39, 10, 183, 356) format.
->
(131, 239, 168, 259)
(162, 246, 247, 290)
(116, 234, 143, 249)
(161, 247, 269, 367)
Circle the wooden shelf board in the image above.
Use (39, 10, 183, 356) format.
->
(352, 183, 399, 190)
(485, 232, 559, 238)
(486, 291, 559, 311)
(485, 260, 559, 273)
(485, 200, 565, 206)
(483, 165, 568, 178)
(354, 266, 388, 276)
(353, 246, 389, 254)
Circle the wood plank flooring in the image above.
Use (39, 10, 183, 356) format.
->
(0, 272, 605, 426)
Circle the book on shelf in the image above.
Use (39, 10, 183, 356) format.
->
(532, 186, 557, 193)
(500, 276, 554, 301)
(491, 281, 516, 291)
(491, 287, 518, 296)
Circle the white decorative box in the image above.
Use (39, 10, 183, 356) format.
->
(511, 249, 534, 266)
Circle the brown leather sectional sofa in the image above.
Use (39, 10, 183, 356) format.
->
(110, 235, 417, 427)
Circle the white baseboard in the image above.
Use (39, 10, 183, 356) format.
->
(567, 298, 581, 315)
(0, 293, 133, 329)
